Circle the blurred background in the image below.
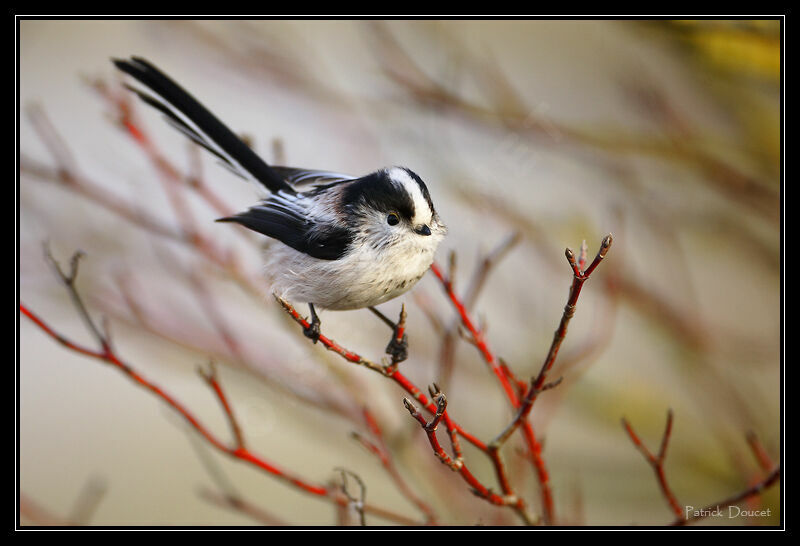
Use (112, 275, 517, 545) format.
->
(19, 19, 781, 526)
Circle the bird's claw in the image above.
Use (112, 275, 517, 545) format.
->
(303, 321, 321, 343)
(386, 332, 408, 363)
(304, 303, 321, 344)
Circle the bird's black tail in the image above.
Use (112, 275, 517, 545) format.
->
(113, 57, 294, 194)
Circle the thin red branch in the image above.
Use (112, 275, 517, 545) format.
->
(274, 295, 487, 452)
(431, 236, 611, 525)
(745, 431, 775, 473)
(435, 232, 520, 393)
(622, 410, 683, 520)
(276, 295, 540, 523)
(21, 301, 327, 495)
(198, 362, 246, 450)
(275, 296, 382, 372)
(431, 260, 550, 521)
(430, 262, 519, 405)
(21, 282, 417, 525)
(402, 396, 524, 512)
(492, 235, 612, 448)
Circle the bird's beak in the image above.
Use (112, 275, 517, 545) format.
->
(415, 224, 432, 236)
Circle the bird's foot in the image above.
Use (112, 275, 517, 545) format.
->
(303, 303, 321, 344)
(385, 333, 408, 363)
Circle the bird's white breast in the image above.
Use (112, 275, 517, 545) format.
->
(263, 226, 441, 310)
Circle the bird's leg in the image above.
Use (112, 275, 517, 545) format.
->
(369, 305, 408, 364)
(303, 303, 321, 343)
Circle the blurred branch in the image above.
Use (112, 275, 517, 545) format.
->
(430, 235, 612, 525)
(20, 477, 107, 527)
(20, 248, 417, 526)
(197, 487, 287, 526)
(335, 468, 368, 526)
(352, 408, 439, 524)
(435, 232, 521, 390)
(623, 409, 781, 526)
(745, 431, 775, 473)
(622, 409, 683, 520)
(675, 467, 780, 526)
(368, 22, 779, 223)
(20, 494, 74, 526)
(278, 294, 542, 524)
(23, 106, 181, 242)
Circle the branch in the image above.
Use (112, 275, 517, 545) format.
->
(21, 249, 417, 526)
(491, 234, 613, 448)
(431, 234, 613, 524)
(197, 487, 288, 526)
(198, 361, 246, 450)
(335, 468, 368, 526)
(23, 103, 264, 299)
(675, 467, 780, 526)
(274, 295, 487, 452)
(436, 232, 521, 391)
(402, 394, 531, 516)
(20, 477, 107, 526)
(277, 294, 539, 523)
(745, 431, 775, 473)
(352, 408, 439, 524)
(622, 410, 683, 520)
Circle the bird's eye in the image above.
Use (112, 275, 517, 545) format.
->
(387, 213, 400, 226)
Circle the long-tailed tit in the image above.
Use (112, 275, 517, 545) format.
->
(113, 57, 446, 343)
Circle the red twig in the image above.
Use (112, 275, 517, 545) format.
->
(276, 295, 536, 523)
(198, 361, 246, 450)
(436, 233, 521, 393)
(622, 410, 683, 520)
(402, 396, 526, 513)
(274, 295, 487, 452)
(430, 262, 519, 404)
(745, 431, 775, 473)
(20, 250, 417, 525)
(491, 235, 612, 449)
(431, 235, 612, 524)
(22, 300, 327, 495)
(537, 235, 612, 387)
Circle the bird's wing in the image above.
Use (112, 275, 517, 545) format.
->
(270, 167, 357, 190)
(217, 191, 353, 261)
(113, 57, 294, 194)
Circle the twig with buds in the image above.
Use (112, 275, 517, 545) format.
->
(431, 234, 613, 524)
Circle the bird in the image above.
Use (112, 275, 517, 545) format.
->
(113, 57, 446, 349)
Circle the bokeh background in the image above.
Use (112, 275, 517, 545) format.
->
(19, 19, 782, 526)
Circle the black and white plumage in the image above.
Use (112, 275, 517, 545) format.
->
(113, 57, 446, 312)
